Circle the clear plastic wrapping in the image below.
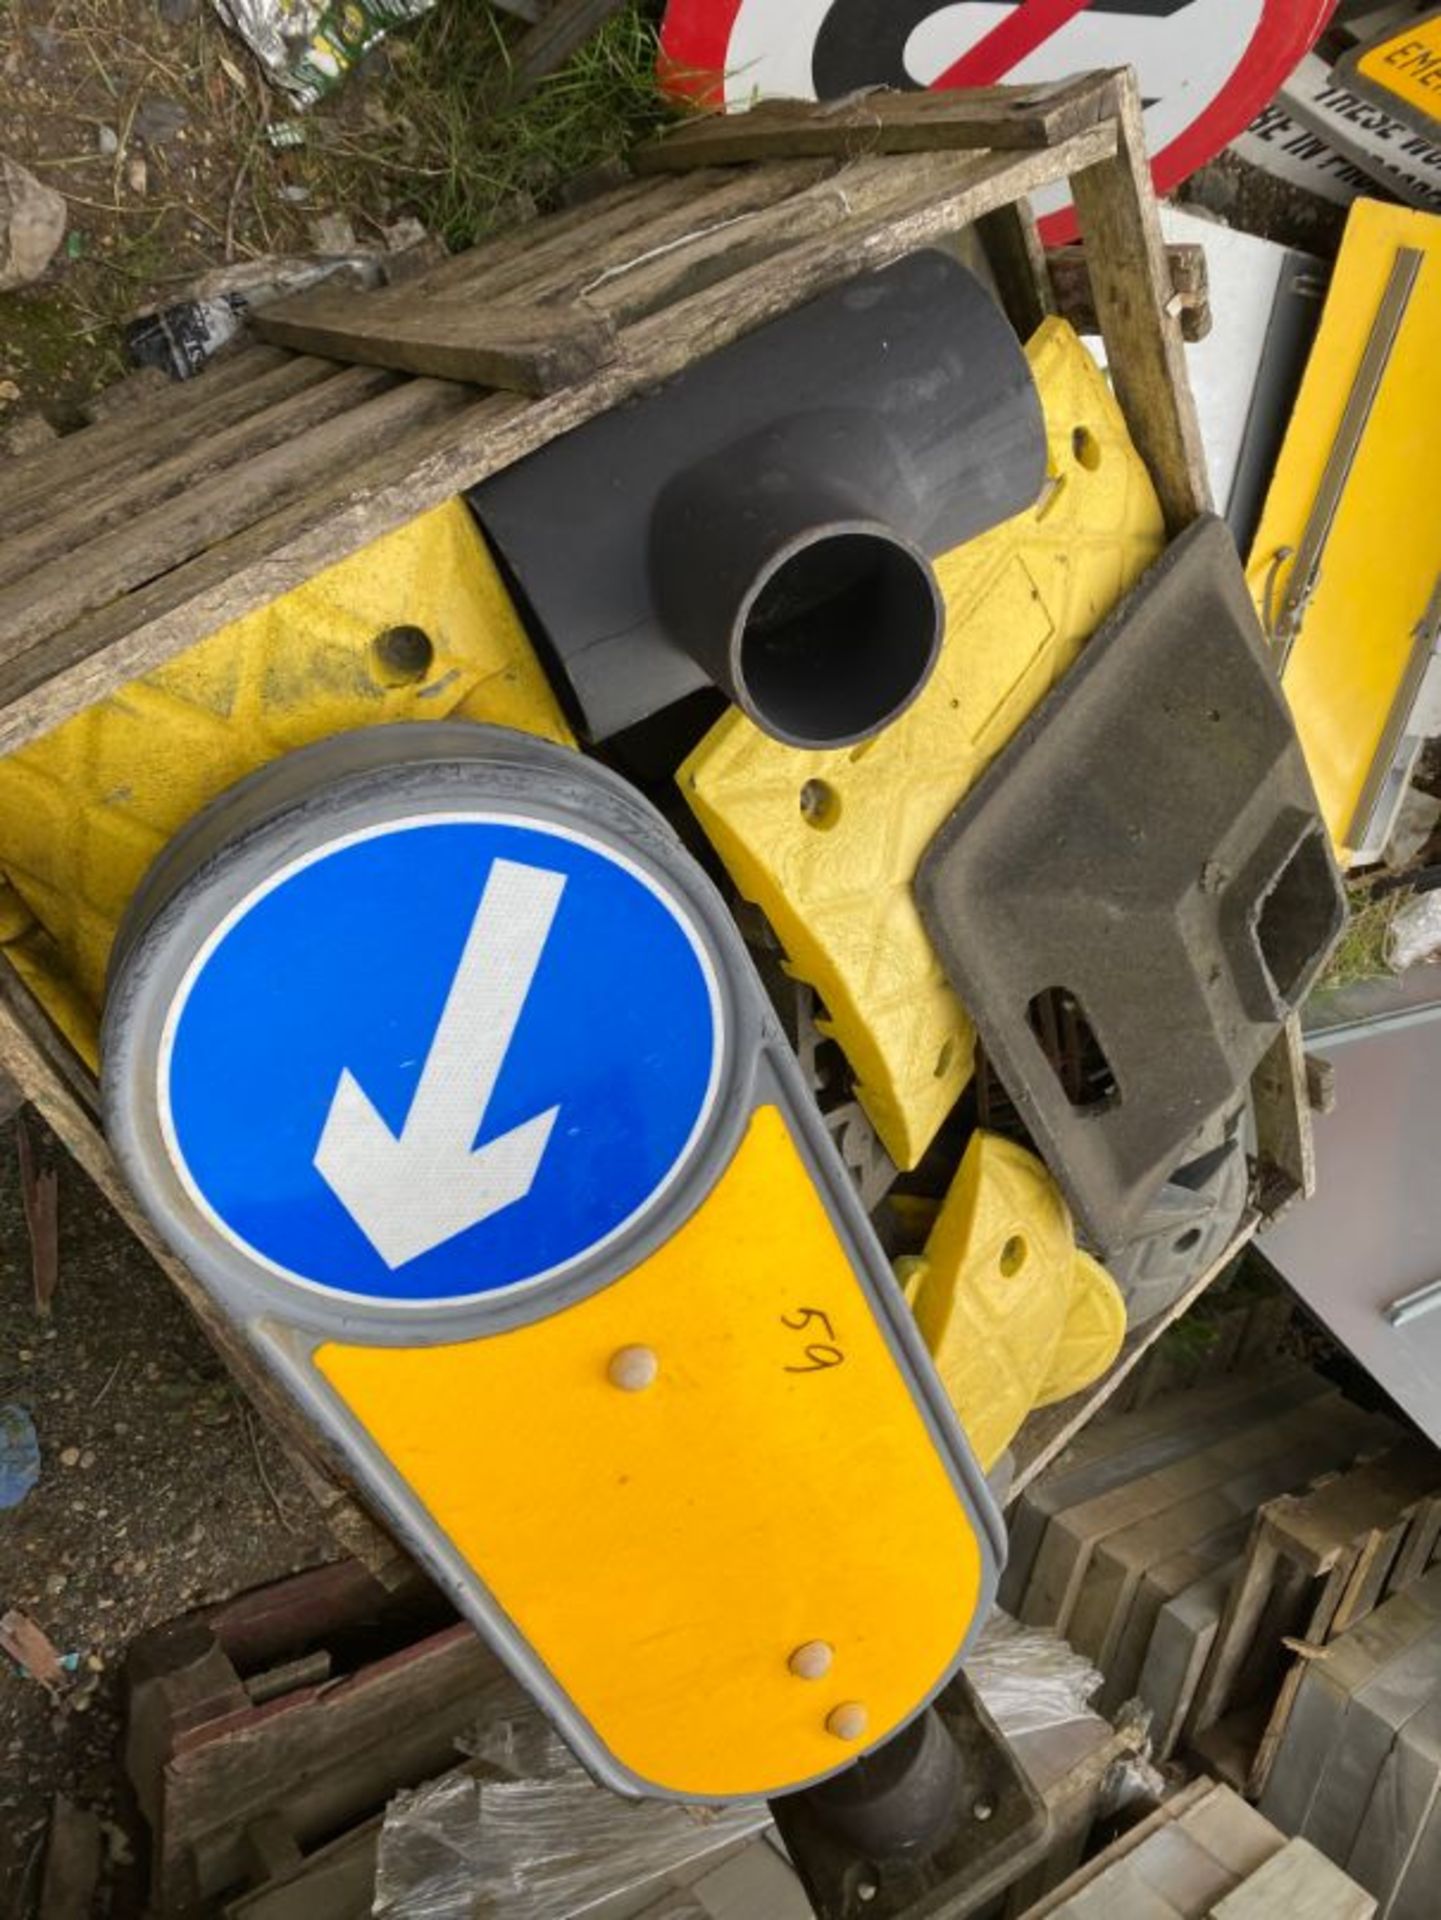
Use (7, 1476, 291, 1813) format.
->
(965, 1608, 1103, 1738)
(373, 1700, 768, 1919)
(1388, 891, 1441, 973)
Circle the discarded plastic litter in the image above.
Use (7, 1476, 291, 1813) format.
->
(0, 1404, 40, 1510)
(210, 0, 438, 107)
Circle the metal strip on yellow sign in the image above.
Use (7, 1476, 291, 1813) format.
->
(1247, 199, 1441, 866)
(1336, 8, 1441, 146)
(101, 723, 1001, 1801)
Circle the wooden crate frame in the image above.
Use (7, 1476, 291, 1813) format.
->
(0, 67, 1308, 1558)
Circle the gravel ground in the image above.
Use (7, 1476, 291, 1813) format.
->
(0, 1113, 336, 1917)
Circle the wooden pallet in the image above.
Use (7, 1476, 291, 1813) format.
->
(0, 68, 1305, 1563)
(125, 1560, 519, 1915)
(1187, 1444, 1441, 1800)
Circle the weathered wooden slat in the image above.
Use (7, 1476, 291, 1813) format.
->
(632, 74, 1112, 169)
(364, 168, 705, 307)
(0, 345, 294, 511)
(253, 297, 616, 393)
(0, 126, 1114, 756)
(1067, 70, 1212, 533)
(977, 200, 1055, 341)
(2, 365, 398, 583)
(508, 0, 628, 93)
(1251, 1014, 1317, 1222)
(0, 379, 474, 659)
(1189, 1447, 1441, 1751)
(0, 356, 342, 538)
(579, 151, 978, 325)
(1049, 240, 1211, 345)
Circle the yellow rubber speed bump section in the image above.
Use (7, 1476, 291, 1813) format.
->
(900, 1134, 1126, 1472)
(102, 726, 1001, 1804)
(0, 500, 571, 1062)
(1247, 201, 1441, 865)
(317, 1104, 985, 1800)
(680, 320, 1165, 1169)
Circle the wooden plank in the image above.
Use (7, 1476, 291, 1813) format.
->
(1185, 1453, 1441, 1786)
(0, 345, 294, 512)
(253, 297, 617, 393)
(0, 355, 342, 538)
(1010, 1214, 1261, 1499)
(1268, 1449, 1441, 1575)
(1048, 241, 1211, 345)
(1, 364, 398, 583)
(1067, 69, 1212, 533)
(1187, 1523, 1287, 1740)
(632, 75, 1113, 169)
(1388, 1495, 1441, 1598)
(1208, 1837, 1376, 1919)
(1261, 1574, 1441, 1838)
(1331, 1518, 1411, 1637)
(1243, 1555, 1359, 1790)
(1250, 1015, 1316, 1222)
(136, 1621, 520, 1912)
(0, 378, 475, 660)
(508, 0, 628, 93)
(1304, 1051, 1338, 1116)
(0, 127, 1114, 759)
(1019, 1370, 1330, 1634)
(977, 200, 1055, 341)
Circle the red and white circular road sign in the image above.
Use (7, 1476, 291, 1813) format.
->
(658, 0, 1333, 239)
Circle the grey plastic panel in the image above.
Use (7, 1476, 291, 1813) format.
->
(917, 515, 1346, 1249)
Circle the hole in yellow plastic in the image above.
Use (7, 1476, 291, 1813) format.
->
(372, 624, 434, 686)
(799, 779, 842, 830)
(1072, 427, 1102, 471)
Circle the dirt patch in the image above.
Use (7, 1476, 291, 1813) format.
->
(0, 0, 665, 423)
(0, 1114, 335, 1916)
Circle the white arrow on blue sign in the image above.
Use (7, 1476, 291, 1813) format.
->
(159, 817, 723, 1307)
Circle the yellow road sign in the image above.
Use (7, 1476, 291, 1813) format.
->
(1339, 9, 1441, 144)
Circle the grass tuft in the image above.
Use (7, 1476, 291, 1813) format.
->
(309, 1, 672, 250)
(1315, 884, 1410, 992)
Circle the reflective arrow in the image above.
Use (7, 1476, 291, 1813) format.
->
(314, 858, 565, 1269)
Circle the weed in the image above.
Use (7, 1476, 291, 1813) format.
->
(306, 1, 670, 249)
(1315, 884, 1409, 992)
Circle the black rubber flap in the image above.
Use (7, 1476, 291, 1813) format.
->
(915, 515, 1346, 1251)
(469, 250, 1045, 744)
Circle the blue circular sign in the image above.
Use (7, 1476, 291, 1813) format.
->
(159, 815, 723, 1306)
